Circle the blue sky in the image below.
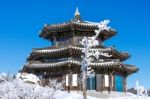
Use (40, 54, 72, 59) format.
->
(0, 0, 150, 88)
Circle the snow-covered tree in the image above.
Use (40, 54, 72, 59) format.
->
(0, 73, 63, 99)
(48, 79, 64, 99)
(80, 20, 111, 99)
(135, 80, 148, 99)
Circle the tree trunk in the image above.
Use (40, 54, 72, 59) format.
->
(82, 71, 87, 99)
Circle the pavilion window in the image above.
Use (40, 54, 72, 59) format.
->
(72, 74, 78, 86)
(104, 75, 109, 87)
(66, 75, 69, 86)
(66, 74, 78, 86)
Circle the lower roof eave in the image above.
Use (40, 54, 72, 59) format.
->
(122, 64, 139, 76)
(23, 61, 138, 76)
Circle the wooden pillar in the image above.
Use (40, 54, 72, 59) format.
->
(77, 74, 80, 93)
(67, 63, 72, 93)
(113, 75, 116, 91)
(96, 74, 102, 92)
(101, 74, 104, 93)
(109, 73, 113, 93)
(62, 75, 66, 90)
(68, 72, 72, 93)
(123, 76, 127, 93)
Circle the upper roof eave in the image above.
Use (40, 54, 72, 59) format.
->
(39, 20, 117, 41)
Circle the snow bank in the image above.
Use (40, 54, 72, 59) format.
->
(16, 73, 40, 85)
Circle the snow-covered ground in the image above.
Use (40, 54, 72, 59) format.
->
(54, 91, 150, 99)
(0, 73, 149, 99)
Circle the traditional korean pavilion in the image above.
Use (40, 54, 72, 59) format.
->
(22, 8, 139, 92)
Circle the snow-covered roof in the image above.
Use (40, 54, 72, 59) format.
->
(24, 59, 138, 75)
(39, 17, 116, 42)
(28, 45, 129, 61)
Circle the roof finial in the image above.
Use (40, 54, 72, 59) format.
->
(74, 7, 81, 21)
(75, 7, 80, 16)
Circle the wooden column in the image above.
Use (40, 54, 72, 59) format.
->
(68, 51, 73, 93)
(113, 75, 116, 91)
(62, 75, 66, 90)
(109, 73, 113, 93)
(77, 74, 80, 93)
(101, 74, 104, 93)
(68, 72, 72, 93)
(96, 74, 102, 92)
(112, 75, 115, 91)
(123, 76, 127, 93)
